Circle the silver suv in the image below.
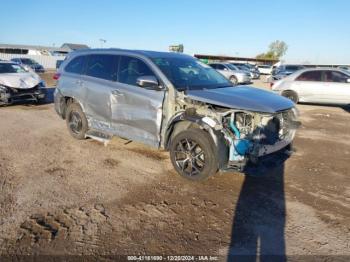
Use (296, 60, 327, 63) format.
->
(54, 49, 299, 180)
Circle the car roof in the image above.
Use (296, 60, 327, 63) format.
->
(295, 67, 347, 73)
(71, 48, 193, 59)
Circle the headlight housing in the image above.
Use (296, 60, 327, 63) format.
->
(0, 84, 8, 92)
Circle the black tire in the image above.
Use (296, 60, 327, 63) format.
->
(229, 75, 238, 85)
(282, 90, 298, 104)
(169, 128, 218, 181)
(65, 102, 88, 140)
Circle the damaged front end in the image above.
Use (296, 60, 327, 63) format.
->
(219, 108, 300, 171)
(0, 83, 46, 105)
(173, 93, 300, 173)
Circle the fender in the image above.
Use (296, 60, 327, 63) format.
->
(163, 108, 222, 150)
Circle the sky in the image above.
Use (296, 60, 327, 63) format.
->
(1, 0, 349, 64)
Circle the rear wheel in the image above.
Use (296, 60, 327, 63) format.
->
(229, 75, 238, 85)
(169, 129, 218, 181)
(65, 102, 88, 140)
(282, 90, 298, 103)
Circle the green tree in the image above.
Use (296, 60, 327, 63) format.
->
(256, 40, 288, 60)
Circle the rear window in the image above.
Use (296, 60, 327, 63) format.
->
(65, 56, 87, 75)
(85, 54, 117, 81)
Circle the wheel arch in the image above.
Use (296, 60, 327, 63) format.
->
(281, 89, 299, 103)
(59, 96, 85, 119)
(163, 112, 228, 168)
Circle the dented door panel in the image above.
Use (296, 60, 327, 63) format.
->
(110, 82, 165, 147)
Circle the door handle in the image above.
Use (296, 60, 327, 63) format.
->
(75, 80, 83, 85)
(112, 89, 124, 97)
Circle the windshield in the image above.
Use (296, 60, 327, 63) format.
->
(152, 56, 232, 90)
(21, 58, 36, 65)
(0, 63, 27, 73)
(235, 64, 248, 70)
(226, 64, 239, 71)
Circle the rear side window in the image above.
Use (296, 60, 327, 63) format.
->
(209, 64, 217, 69)
(118, 56, 156, 86)
(296, 71, 322, 82)
(86, 55, 117, 81)
(323, 71, 349, 83)
(65, 56, 87, 74)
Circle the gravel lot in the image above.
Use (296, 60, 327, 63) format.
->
(0, 75, 349, 260)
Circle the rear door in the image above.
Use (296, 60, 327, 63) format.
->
(110, 55, 165, 147)
(82, 54, 118, 130)
(322, 70, 350, 104)
(60, 55, 88, 106)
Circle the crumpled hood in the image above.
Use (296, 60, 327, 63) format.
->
(0, 73, 41, 89)
(186, 86, 295, 113)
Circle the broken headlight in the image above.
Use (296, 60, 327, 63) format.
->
(0, 84, 8, 92)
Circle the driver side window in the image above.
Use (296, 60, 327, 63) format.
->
(118, 56, 156, 86)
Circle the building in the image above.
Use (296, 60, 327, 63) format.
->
(194, 54, 279, 65)
(61, 43, 90, 52)
(0, 43, 89, 69)
(0, 44, 70, 56)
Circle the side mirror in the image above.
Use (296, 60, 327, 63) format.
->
(136, 75, 161, 90)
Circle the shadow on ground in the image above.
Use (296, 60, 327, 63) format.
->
(228, 151, 289, 261)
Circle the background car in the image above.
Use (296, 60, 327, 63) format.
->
(272, 68, 350, 105)
(0, 61, 46, 105)
(272, 64, 305, 80)
(338, 65, 350, 73)
(11, 58, 45, 73)
(257, 64, 273, 75)
(230, 63, 260, 79)
(209, 62, 251, 85)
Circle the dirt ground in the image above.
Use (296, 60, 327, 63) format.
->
(0, 77, 349, 260)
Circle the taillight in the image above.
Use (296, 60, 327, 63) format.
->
(53, 73, 61, 80)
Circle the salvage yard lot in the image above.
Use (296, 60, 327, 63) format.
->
(0, 81, 349, 257)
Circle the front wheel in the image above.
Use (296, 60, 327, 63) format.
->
(229, 75, 238, 85)
(169, 129, 218, 181)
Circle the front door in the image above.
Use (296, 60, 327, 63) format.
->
(110, 55, 165, 148)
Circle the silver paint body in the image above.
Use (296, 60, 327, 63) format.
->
(54, 49, 297, 167)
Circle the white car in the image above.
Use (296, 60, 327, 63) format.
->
(0, 61, 46, 105)
(209, 63, 251, 85)
(272, 68, 350, 105)
(257, 65, 273, 75)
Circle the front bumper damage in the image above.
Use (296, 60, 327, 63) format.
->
(219, 108, 300, 173)
(0, 85, 46, 105)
